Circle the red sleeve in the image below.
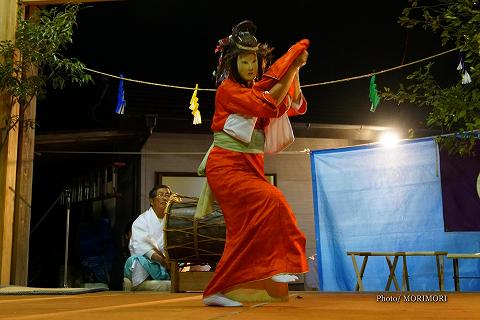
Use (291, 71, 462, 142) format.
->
(256, 39, 310, 117)
(287, 92, 307, 116)
(211, 79, 286, 132)
(219, 38, 310, 118)
(255, 39, 310, 91)
(217, 80, 281, 117)
(210, 39, 310, 132)
(278, 82, 308, 117)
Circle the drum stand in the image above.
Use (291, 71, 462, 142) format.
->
(169, 261, 214, 293)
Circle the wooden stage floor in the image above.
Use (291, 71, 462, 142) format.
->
(1, 291, 479, 320)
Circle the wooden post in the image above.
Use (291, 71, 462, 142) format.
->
(0, 0, 19, 286)
(170, 261, 179, 293)
(11, 93, 37, 285)
(1, 0, 124, 287)
(9, 4, 41, 287)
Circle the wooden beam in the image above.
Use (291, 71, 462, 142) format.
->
(0, 0, 19, 286)
(22, 0, 124, 5)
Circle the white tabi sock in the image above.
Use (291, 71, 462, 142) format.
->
(271, 274, 299, 283)
(203, 293, 243, 307)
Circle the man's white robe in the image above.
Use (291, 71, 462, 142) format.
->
(128, 207, 166, 286)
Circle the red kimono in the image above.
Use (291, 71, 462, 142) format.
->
(203, 40, 309, 297)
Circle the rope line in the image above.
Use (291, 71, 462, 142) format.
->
(83, 67, 216, 92)
(83, 48, 457, 91)
(302, 48, 457, 87)
(36, 150, 312, 155)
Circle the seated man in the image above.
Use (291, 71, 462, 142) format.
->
(124, 185, 172, 288)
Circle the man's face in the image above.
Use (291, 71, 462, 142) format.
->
(151, 187, 171, 218)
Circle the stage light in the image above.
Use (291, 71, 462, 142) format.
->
(379, 132, 400, 146)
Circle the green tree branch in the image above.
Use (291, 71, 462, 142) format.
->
(0, 4, 92, 151)
(383, 0, 479, 155)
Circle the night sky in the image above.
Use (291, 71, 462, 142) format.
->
(36, 0, 457, 134)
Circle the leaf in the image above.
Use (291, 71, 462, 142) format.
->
(369, 75, 380, 112)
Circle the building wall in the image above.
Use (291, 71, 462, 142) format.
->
(140, 132, 361, 257)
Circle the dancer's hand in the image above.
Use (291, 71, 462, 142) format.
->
(294, 50, 309, 68)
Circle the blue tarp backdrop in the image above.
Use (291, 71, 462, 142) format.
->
(310, 137, 480, 291)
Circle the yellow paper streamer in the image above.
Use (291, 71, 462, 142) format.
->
(189, 83, 201, 125)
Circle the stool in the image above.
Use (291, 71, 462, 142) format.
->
(447, 253, 480, 291)
(347, 251, 447, 291)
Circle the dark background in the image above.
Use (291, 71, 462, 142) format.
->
(36, 0, 457, 134)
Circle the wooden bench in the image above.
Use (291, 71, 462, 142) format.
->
(347, 251, 448, 291)
(447, 253, 480, 291)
